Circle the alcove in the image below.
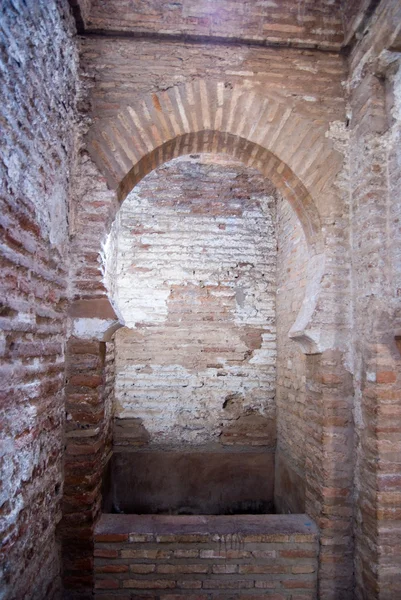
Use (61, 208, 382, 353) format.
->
(101, 152, 308, 516)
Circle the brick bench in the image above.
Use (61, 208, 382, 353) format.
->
(94, 514, 318, 599)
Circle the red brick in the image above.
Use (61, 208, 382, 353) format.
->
(95, 579, 119, 589)
(122, 579, 176, 589)
(239, 564, 291, 574)
(377, 371, 397, 384)
(94, 548, 119, 558)
(95, 564, 129, 573)
(130, 564, 156, 574)
(94, 534, 129, 543)
(282, 580, 315, 589)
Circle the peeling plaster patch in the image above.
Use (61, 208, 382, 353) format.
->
(48, 181, 68, 247)
(235, 287, 246, 307)
(115, 361, 275, 445)
(118, 282, 170, 327)
(288, 252, 326, 352)
(17, 312, 35, 324)
(249, 333, 277, 365)
(72, 317, 119, 339)
(392, 59, 401, 123)
(0, 332, 6, 356)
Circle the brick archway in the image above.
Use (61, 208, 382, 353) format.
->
(88, 94, 339, 350)
(84, 80, 346, 352)
(87, 80, 343, 215)
(110, 129, 329, 354)
(63, 82, 353, 599)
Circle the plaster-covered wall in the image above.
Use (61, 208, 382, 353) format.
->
(105, 154, 277, 447)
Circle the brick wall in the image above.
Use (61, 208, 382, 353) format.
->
(347, 2, 401, 596)
(106, 154, 277, 447)
(3, 2, 401, 600)
(0, 1, 78, 598)
(79, 37, 345, 125)
(85, 0, 344, 50)
(275, 192, 308, 514)
(94, 514, 318, 599)
(76, 33, 347, 337)
(383, 62, 401, 600)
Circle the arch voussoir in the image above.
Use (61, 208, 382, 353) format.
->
(84, 79, 344, 354)
(88, 81, 342, 210)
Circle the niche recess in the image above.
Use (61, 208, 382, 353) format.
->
(102, 153, 307, 515)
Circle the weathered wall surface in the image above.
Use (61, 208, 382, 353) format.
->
(0, 0, 78, 598)
(69, 152, 118, 304)
(3, 1, 401, 599)
(80, 37, 345, 125)
(275, 189, 308, 515)
(347, 1, 401, 597)
(86, 0, 344, 50)
(104, 450, 275, 515)
(107, 154, 277, 447)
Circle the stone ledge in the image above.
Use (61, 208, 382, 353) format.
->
(95, 514, 318, 540)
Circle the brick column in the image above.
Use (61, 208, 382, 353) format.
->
(61, 338, 109, 598)
(60, 299, 119, 598)
(304, 350, 354, 599)
(348, 69, 401, 599)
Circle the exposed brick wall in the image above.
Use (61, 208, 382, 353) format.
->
(3, 2, 401, 600)
(104, 340, 115, 432)
(94, 514, 318, 599)
(348, 0, 401, 74)
(347, 6, 401, 594)
(78, 36, 347, 343)
(106, 154, 277, 447)
(74, 34, 347, 320)
(0, 1, 78, 598)
(303, 350, 354, 599)
(80, 37, 345, 125)
(275, 191, 308, 514)
(86, 0, 344, 50)
(69, 152, 118, 303)
(382, 62, 401, 600)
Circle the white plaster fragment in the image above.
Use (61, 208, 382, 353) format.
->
(72, 317, 120, 340)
